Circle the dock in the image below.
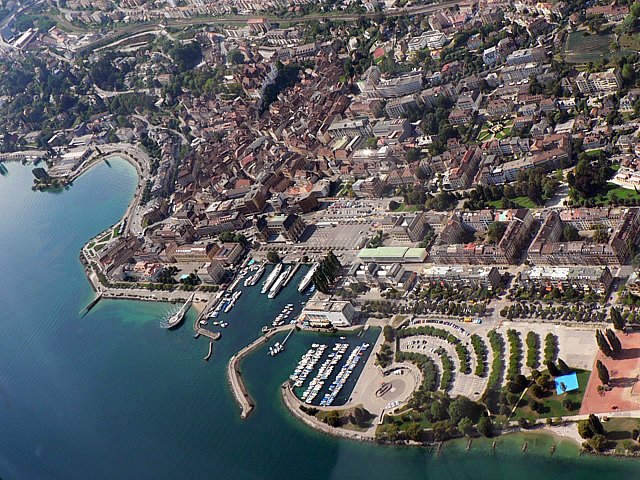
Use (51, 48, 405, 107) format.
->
(192, 296, 222, 341)
(228, 324, 295, 419)
(79, 292, 103, 315)
(204, 341, 213, 361)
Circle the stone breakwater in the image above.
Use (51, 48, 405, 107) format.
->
(228, 325, 295, 419)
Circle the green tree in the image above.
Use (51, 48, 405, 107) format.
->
(588, 414, 604, 436)
(477, 416, 493, 437)
(611, 307, 626, 331)
(578, 419, 594, 439)
(458, 417, 475, 437)
(605, 329, 622, 354)
(266, 251, 280, 264)
(404, 422, 423, 441)
(325, 410, 341, 427)
(596, 329, 613, 357)
(596, 359, 610, 386)
(557, 358, 571, 374)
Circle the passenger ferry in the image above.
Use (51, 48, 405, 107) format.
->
(261, 263, 283, 294)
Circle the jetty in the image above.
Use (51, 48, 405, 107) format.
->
(228, 324, 295, 419)
(79, 292, 102, 315)
(192, 296, 222, 341)
(204, 341, 213, 361)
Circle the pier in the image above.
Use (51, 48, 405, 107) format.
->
(228, 324, 295, 419)
(204, 341, 213, 361)
(164, 292, 195, 329)
(79, 292, 103, 315)
(192, 296, 222, 341)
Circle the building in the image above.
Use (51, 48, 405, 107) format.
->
(528, 208, 640, 265)
(422, 265, 502, 290)
(518, 266, 613, 294)
(575, 68, 621, 95)
(212, 242, 244, 265)
(559, 207, 624, 230)
(357, 246, 427, 263)
(326, 117, 374, 139)
(301, 300, 356, 327)
(506, 47, 547, 66)
(203, 260, 227, 284)
(430, 209, 533, 265)
(254, 214, 306, 243)
(167, 243, 219, 263)
(389, 213, 429, 243)
(347, 262, 416, 290)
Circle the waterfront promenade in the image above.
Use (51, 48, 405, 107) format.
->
(228, 324, 295, 419)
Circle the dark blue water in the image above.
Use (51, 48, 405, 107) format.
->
(1, 158, 640, 479)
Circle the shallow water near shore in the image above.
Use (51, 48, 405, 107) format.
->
(1, 157, 640, 479)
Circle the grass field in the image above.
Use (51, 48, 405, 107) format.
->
(590, 183, 640, 205)
(514, 370, 591, 421)
(564, 32, 613, 64)
(603, 417, 640, 453)
(477, 120, 514, 142)
(620, 34, 640, 52)
(487, 196, 537, 209)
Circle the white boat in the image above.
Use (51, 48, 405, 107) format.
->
(298, 263, 319, 293)
(261, 263, 283, 294)
(244, 264, 266, 287)
(268, 266, 292, 299)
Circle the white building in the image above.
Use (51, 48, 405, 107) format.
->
(301, 300, 355, 328)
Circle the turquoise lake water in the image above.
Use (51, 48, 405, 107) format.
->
(2, 157, 640, 479)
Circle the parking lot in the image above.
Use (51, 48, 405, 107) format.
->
(399, 334, 488, 401)
(299, 223, 372, 251)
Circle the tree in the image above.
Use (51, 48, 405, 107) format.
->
(546, 360, 561, 377)
(596, 359, 610, 386)
(611, 307, 626, 331)
(596, 330, 613, 357)
(448, 396, 480, 424)
(458, 417, 475, 437)
(589, 434, 607, 452)
(404, 422, 423, 442)
(557, 358, 571, 374)
(325, 410, 341, 427)
(605, 329, 622, 354)
(588, 414, 604, 435)
(266, 251, 280, 264)
(578, 419, 594, 439)
(353, 406, 371, 427)
(562, 224, 580, 241)
(477, 416, 493, 437)
(227, 49, 244, 64)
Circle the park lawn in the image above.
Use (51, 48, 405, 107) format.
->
(591, 183, 640, 205)
(511, 196, 537, 209)
(487, 199, 504, 208)
(514, 369, 590, 421)
(603, 417, 640, 452)
(94, 242, 107, 252)
(620, 33, 640, 52)
(611, 163, 621, 172)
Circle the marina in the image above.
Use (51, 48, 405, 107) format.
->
(289, 340, 372, 407)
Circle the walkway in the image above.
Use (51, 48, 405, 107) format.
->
(227, 324, 295, 419)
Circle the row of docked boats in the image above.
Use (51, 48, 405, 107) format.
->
(301, 343, 349, 404)
(319, 343, 370, 407)
(267, 265, 292, 299)
(260, 263, 283, 294)
(298, 262, 319, 293)
(272, 303, 295, 327)
(243, 264, 265, 287)
(289, 344, 327, 388)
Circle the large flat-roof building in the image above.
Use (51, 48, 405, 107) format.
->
(357, 246, 427, 263)
(518, 266, 613, 294)
(422, 265, 502, 290)
(301, 300, 356, 328)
